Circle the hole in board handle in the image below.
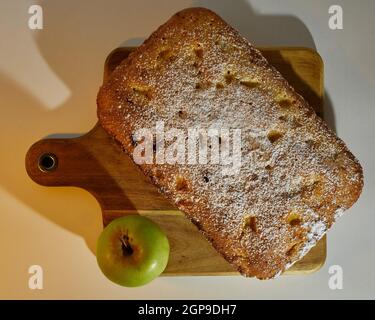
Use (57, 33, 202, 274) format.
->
(38, 153, 58, 172)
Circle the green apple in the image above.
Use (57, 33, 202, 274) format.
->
(96, 215, 169, 287)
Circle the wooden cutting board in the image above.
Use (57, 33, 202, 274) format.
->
(26, 47, 326, 276)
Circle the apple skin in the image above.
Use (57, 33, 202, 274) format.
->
(96, 215, 170, 287)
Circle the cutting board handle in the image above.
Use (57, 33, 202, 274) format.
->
(26, 133, 91, 187)
(25, 124, 136, 210)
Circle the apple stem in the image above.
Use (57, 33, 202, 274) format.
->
(120, 234, 133, 256)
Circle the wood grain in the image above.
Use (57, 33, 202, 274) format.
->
(26, 47, 326, 276)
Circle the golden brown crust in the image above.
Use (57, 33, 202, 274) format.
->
(97, 7, 363, 279)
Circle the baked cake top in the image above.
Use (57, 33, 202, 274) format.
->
(97, 8, 363, 278)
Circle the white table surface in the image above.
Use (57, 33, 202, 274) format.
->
(0, 0, 374, 299)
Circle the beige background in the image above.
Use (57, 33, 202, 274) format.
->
(0, 0, 374, 299)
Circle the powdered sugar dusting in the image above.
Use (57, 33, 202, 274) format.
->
(98, 8, 363, 279)
(334, 207, 345, 221)
(301, 221, 327, 256)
